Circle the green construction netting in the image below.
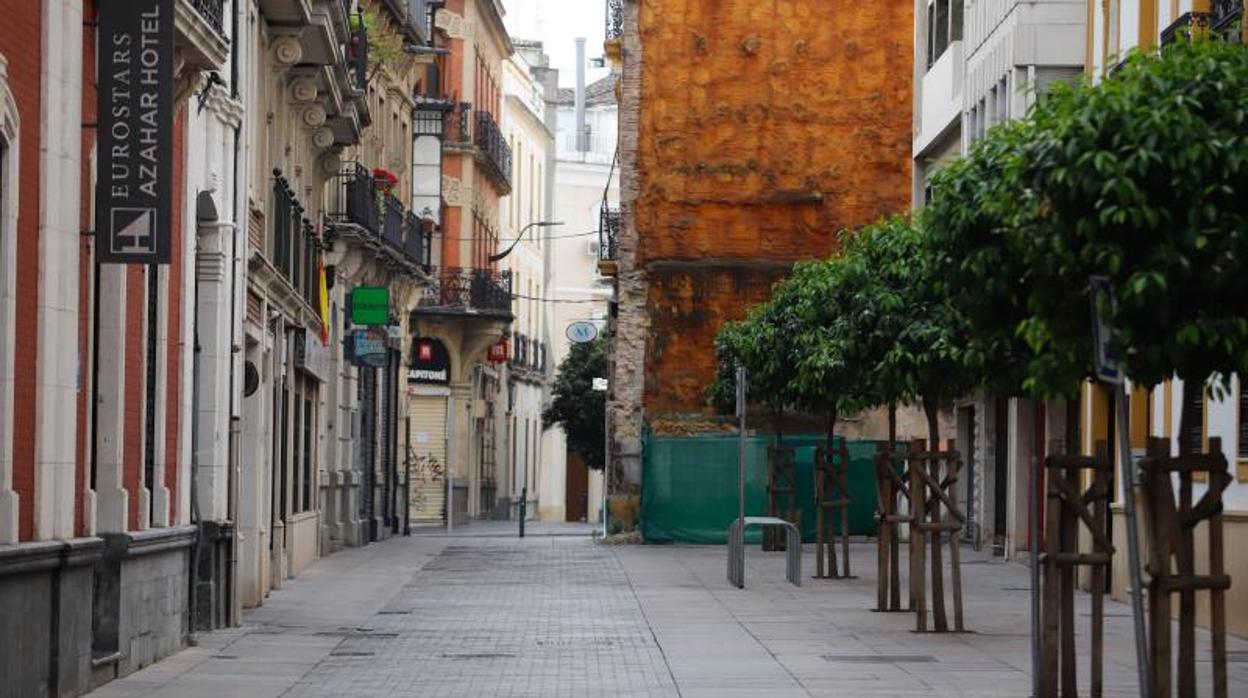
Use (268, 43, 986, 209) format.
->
(641, 434, 887, 545)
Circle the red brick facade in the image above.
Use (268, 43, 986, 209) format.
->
(1, 0, 43, 541)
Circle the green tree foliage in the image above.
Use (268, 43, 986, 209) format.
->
(544, 337, 607, 470)
(845, 216, 974, 442)
(707, 299, 798, 418)
(927, 39, 1248, 397)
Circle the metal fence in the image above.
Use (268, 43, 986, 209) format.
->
(418, 267, 512, 314)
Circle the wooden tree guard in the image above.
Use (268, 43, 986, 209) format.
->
(907, 439, 966, 633)
(874, 443, 910, 611)
(1039, 441, 1114, 698)
(814, 441, 853, 579)
(1140, 437, 1232, 698)
(765, 445, 800, 551)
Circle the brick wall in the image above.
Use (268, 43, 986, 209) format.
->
(627, 0, 914, 421)
(0, 0, 43, 541)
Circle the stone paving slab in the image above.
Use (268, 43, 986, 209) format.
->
(91, 531, 1248, 697)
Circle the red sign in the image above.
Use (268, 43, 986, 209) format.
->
(487, 340, 509, 364)
(418, 342, 434, 362)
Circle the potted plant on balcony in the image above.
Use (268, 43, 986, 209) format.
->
(372, 167, 398, 217)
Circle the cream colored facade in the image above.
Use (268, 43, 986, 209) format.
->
(547, 79, 616, 524)
(500, 43, 557, 522)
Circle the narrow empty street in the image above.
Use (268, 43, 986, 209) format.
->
(87, 526, 1248, 698)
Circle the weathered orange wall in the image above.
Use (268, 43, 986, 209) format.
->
(636, 0, 914, 419)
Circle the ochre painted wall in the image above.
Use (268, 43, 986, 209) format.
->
(635, 0, 914, 420)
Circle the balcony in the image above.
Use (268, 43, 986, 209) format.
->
(175, 0, 230, 71)
(1212, 0, 1243, 38)
(416, 267, 513, 317)
(441, 104, 513, 194)
(474, 111, 513, 194)
(382, 193, 405, 250)
(597, 204, 620, 277)
(403, 212, 433, 269)
(271, 173, 320, 309)
(348, 17, 369, 92)
(327, 164, 430, 272)
(1161, 11, 1212, 44)
(331, 164, 379, 233)
(605, 0, 623, 40)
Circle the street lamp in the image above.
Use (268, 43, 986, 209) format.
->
(491, 221, 563, 263)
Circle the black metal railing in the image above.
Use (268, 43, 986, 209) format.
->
(474, 111, 513, 191)
(605, 0, 623, 40)
(382, 194, 404, 249)
(272, 173, 319, 306)
(331, 164, 380, 233)
(1161, 11, 1212, 44)
(599, 204, 620, 262)
(1212, 0, 1243, 36)
(417, 267, 513, 314)
(349, 16, 369, 89)
(402, 212, 432, 269)
(190, 0, 228, 38)
(445, 102, 473, 144)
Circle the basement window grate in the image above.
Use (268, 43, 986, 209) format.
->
(822, 655, 937, 664)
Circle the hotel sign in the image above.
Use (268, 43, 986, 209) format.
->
(96, 0, 174, 264)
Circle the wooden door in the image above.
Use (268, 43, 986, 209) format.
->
(565, 451, 588, 522)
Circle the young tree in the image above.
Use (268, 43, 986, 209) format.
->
(544, 336, 607, 470)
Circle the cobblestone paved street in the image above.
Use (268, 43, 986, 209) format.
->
(89, 525, 1248, 697)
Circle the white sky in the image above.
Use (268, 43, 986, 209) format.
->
(502, 0, 611, 88)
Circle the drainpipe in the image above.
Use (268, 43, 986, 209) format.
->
(574, 37, 587, 152)
(227, 0, 246, 627)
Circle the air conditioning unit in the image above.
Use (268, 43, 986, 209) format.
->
(587, 239, 601, 258)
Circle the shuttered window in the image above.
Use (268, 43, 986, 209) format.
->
(1238, 382, 1248, 461)
(1180, 382, 1205, 456)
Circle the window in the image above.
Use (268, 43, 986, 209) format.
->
(926, 0, 964, 69)
(1238, 378, 1248, 463)
(1180, 380, 1205, 457)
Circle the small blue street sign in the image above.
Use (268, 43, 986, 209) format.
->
(566, 321, 599, 344)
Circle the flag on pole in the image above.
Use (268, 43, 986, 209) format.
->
(318, 254, 331, 346)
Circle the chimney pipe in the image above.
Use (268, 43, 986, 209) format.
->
(575, 37, 588, 152)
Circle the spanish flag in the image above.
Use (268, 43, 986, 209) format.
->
(318, 254, 331, 346)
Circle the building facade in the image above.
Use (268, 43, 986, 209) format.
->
(549, 69, 617, 524)
(0, 0, 234, 693)
(407, 0, 514, 526)
(499, 40, 557, 523)
(608, 0, 915, 516)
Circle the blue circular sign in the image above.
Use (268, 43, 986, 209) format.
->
(565, 321, 599, 344)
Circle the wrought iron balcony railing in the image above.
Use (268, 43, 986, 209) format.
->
(330, 164, 380, 233)
(348, 16, 369, 90)
(1212, 0, 1243, 36)
(271, 173, 320, 308)
(417, 267, 513, 315)
(189, 0, 228, 38)
(1161, 11, 1212, 44)
(605, 0, 623, 41)
(599, 204, 620, 262)
(474, 111, 513, 193)
(382, 193, 404, 250)
(403, 211, 433, 269)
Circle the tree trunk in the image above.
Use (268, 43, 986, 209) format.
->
(922, 395, 949, 631)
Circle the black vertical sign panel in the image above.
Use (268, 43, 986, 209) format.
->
(96, 0, 174, 264)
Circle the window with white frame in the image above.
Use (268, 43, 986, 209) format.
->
(926, 0, 964, 69)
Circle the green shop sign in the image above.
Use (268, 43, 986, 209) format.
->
(351, 286, 390, 326)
